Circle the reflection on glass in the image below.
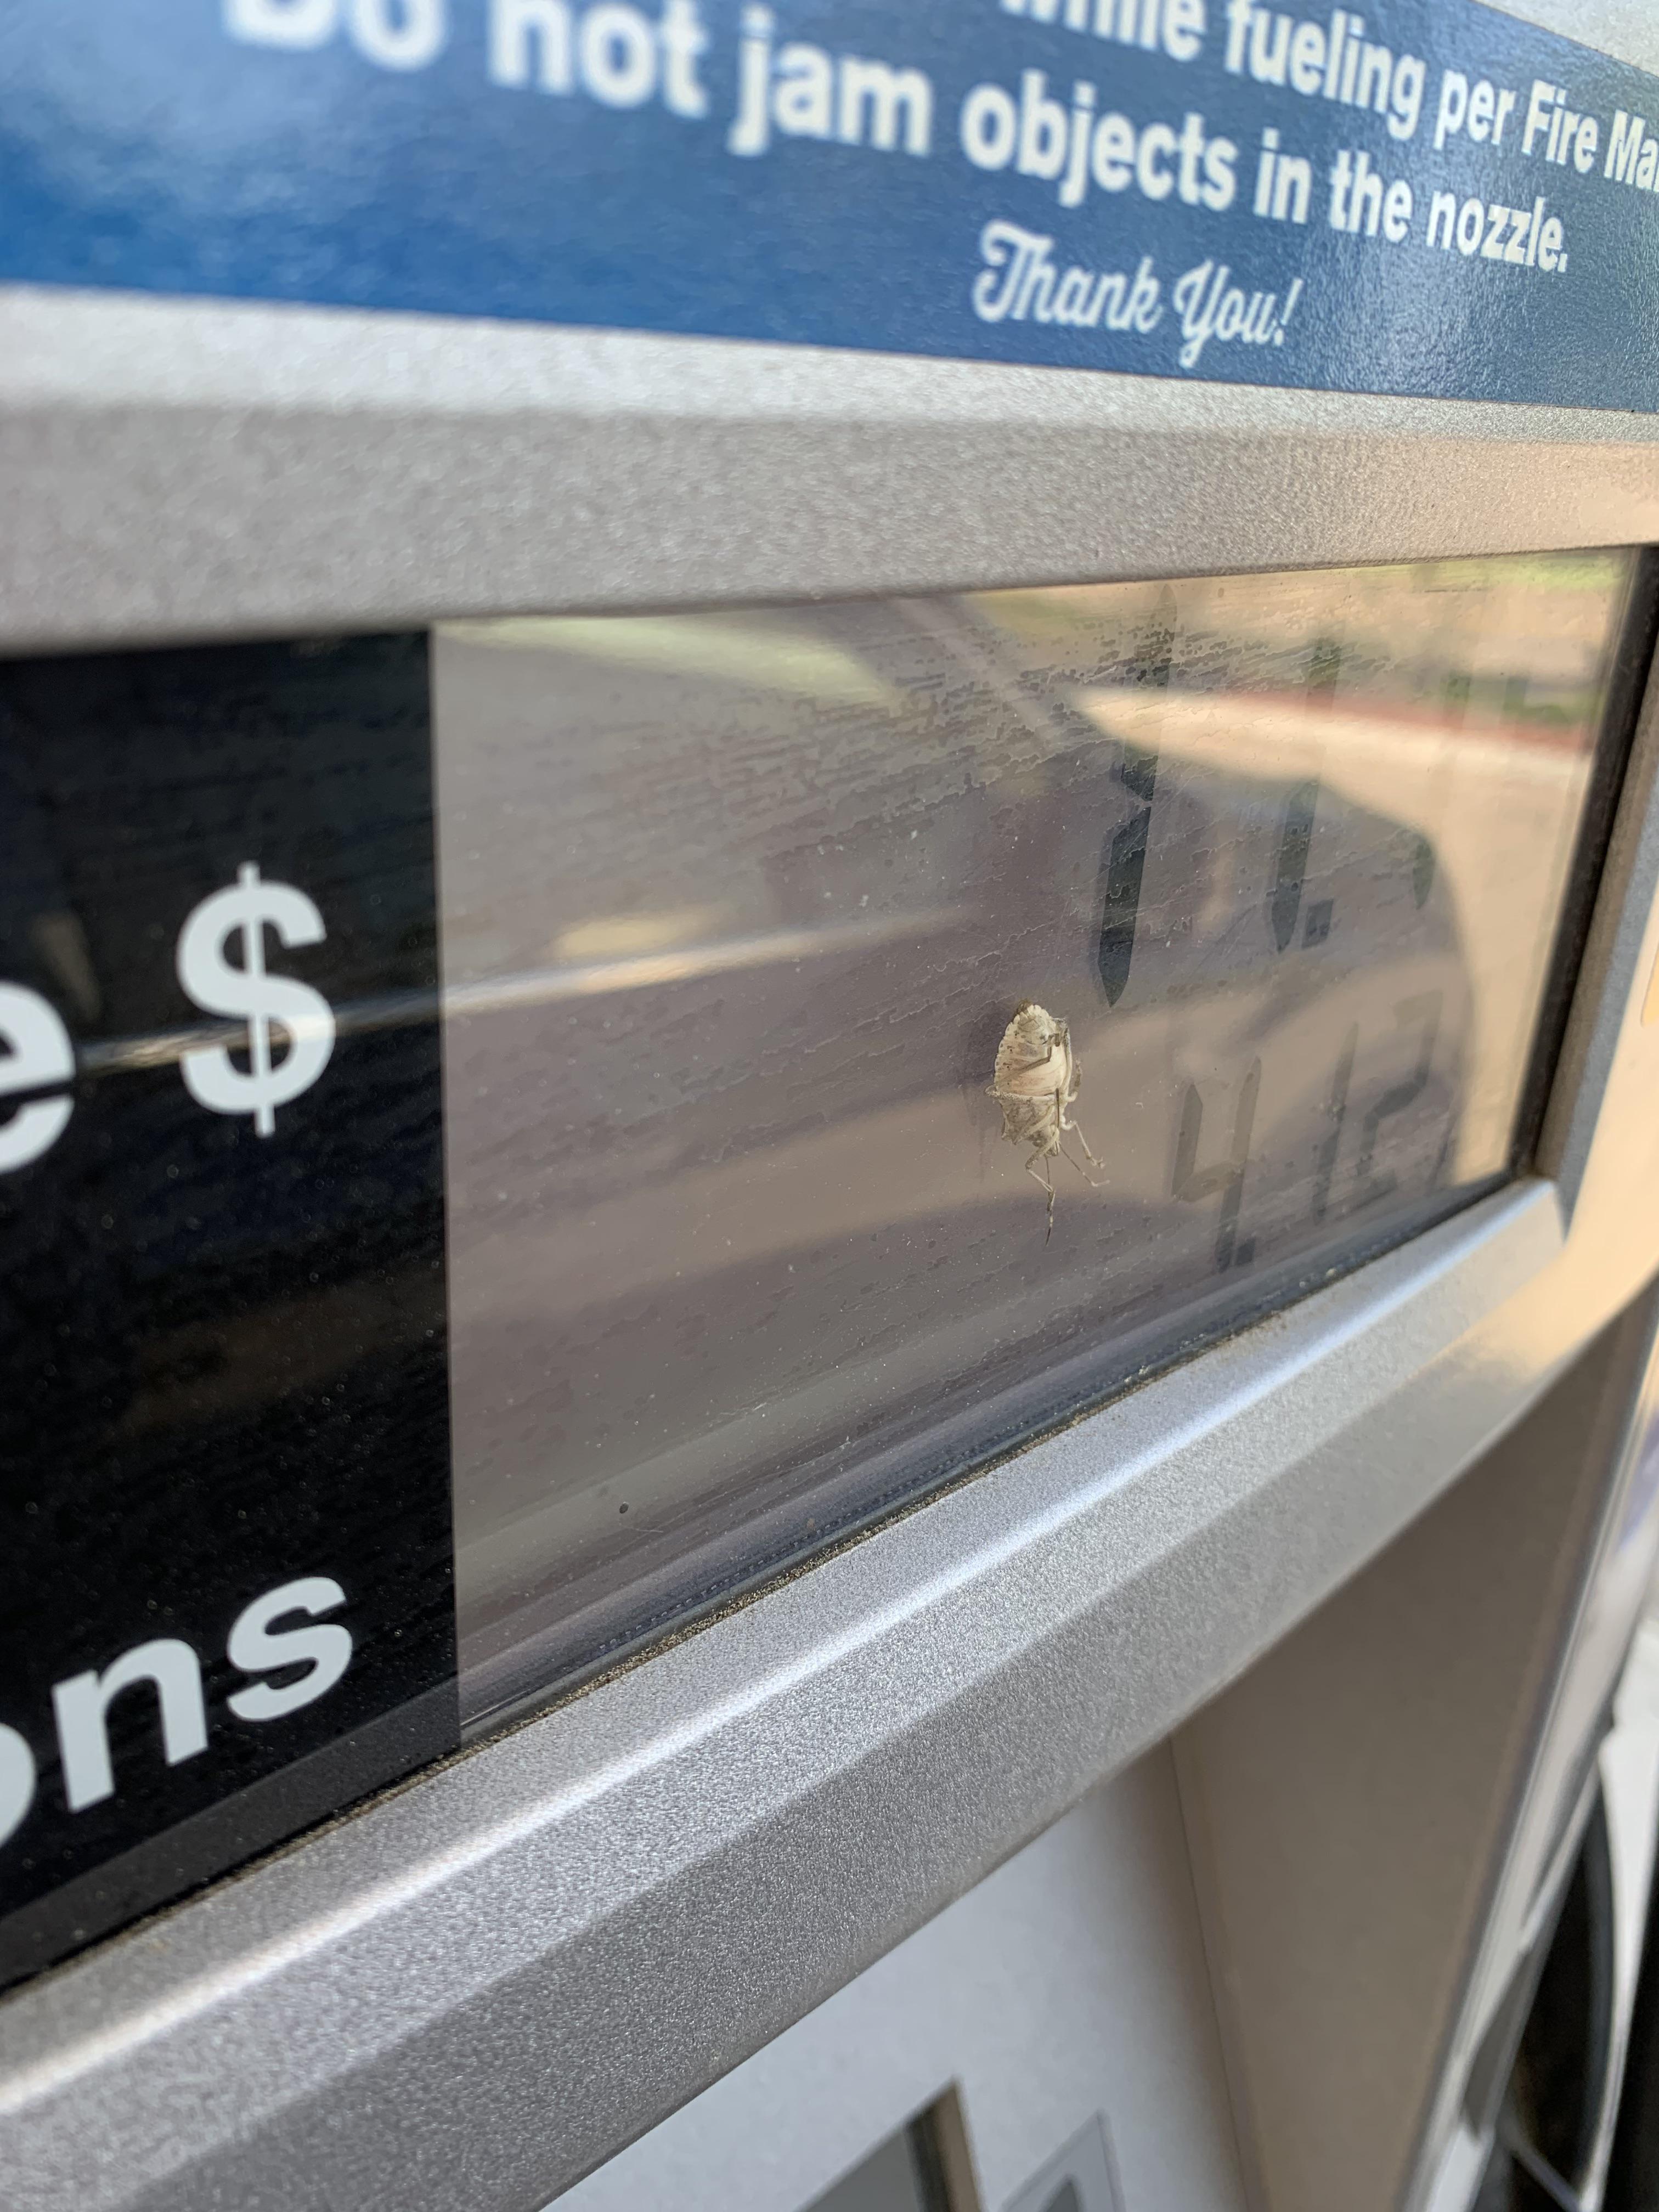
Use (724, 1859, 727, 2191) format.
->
(437, 554, 1639, 1720)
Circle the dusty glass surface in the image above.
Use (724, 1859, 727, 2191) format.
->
(436, 553, 1639, 1720)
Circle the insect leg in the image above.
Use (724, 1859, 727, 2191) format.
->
(1059, 1104, 1103, 1167)
(1058, 1137, 1104, 1189)
(1023, 1153, 1057, 1240)
(1059, 1115, 1105, 1184)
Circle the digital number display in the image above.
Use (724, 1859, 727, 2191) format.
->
(438, 554, 1640, 1715)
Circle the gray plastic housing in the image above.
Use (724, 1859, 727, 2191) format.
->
(6, 5, 1659, 2209)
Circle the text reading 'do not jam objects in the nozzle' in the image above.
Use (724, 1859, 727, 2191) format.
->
(0, 862, 337, 1170)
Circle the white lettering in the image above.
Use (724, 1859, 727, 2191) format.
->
(224, 0, 337, 47)
(1425, 188, 1560, 272)
(728, 3, 774, 154)
(52, 1641, 209, 1813)
(227, 0, 451, 75)
(1607, 109, 1647, 184)
(729, 9, 931, 160)
(1288, 21, 1324, 96)
(1164, 0, 1205, 64)
(579, 2, 657, 106)
(658, 0, 707, 116)
(1389, 54, 1425, 140)
(837, 56, 932, 155)
(1522, 78, 1558, 158)
(774, 43, 833, 139)
(1431, 71, 1511, 152)
(1092, 109, 1136, 189)
(0, 1578, 361, 1854)
(0, 982, 74, 1173)
(972, 219, 1057, 320)
(1224, 0, 1252, 71)
(492, 0, 706, 114)
(1018, 70, 1069, 181)
(489, 0, 573, 91)
(1434, 69, 1468, 152)
(972, 224, 1163, 334)
(1222, 5, 1423, 138)
(1002, 0, 1205, 61)
(0, 1728, 35, 1850)
(1136, 119, 1178, 199)
(227, 1579, 354, 1723)
(347, 0, 446, 69)
(961, 82, 1018, 170)
(1171, 258, 1298, 368)
(1060, 82, 1097, 208)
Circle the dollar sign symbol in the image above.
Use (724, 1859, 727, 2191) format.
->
(175, 863, 336, 1138)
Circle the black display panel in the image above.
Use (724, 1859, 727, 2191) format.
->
(0, 636, 454, 1988)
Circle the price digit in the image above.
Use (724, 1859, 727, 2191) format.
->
(1097, 746, 1157, 1005)
(1096, 597, 1174, 1006)
(1269, 779, 1320, 952)
(1173, 1059, 1261, 1271)
(1311, 1023, 1359, 1226)
(1353, 992, 1443, 1209)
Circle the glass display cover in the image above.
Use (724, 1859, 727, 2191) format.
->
(439, 552, 1640, 1717)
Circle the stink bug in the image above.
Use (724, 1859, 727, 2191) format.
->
(989, 1001, 1104, 1239)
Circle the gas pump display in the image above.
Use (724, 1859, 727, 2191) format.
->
(0, 548, 1643, 1984)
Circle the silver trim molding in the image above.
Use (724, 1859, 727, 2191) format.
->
(7, 286, 1659, 655)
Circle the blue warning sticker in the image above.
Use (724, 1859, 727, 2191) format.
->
(3, 1, 1659, 407)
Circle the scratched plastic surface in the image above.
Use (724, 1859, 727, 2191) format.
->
(436, 553, 1638, 1718)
